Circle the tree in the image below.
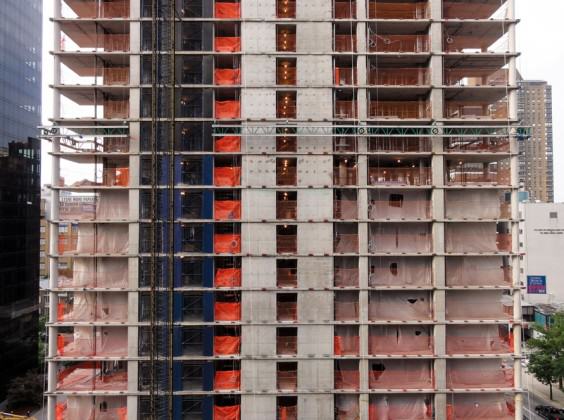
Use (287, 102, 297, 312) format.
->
(6, 370, 43, 410)
(527, 312, 564, 400)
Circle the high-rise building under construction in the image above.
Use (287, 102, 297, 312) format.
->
(45, 0, 527, 418)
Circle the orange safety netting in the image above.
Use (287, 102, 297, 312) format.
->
(103, 167, 129, 186)
(334, 300, 359, 321)
(334, 268, 359, 287)
(278, 406, 297, 420)
(369, 328, 433, 355)
(215, 2, 241, 18)
(215, 100, 241, 119)
(56, 403, 66, 419)
(214, 335, 241, 355)
(214, 234, 241, 254)
(215, 200, 241, 220)
(214, 167, 241, 186)
(336, 395, 360, 420)
(215, 136, 241, 152)
(335, 370, 360, 390)
(214, 370, 241, 390)
(215, 302, 241, 321)
(370, 362, 433, 389)
(215, 37, 241, 52)
(57, 327, 127, 357)
(369, 291, 432, 321)
(334, 234, 359, 253)
(214, 405, 240, 420)
(57, 397, 127, 420)
(57, 363, 127, 391)
(334, 335, 360, 355)
(215, 268, 242, 287)
(215, 68, 241, 85)
(369, 257, 432, 287)
(447, 360, 514, 389)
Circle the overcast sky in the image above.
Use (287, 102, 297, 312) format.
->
(41, 0, 564, 201)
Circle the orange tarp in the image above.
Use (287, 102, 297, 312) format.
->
(214, 234, 241, 253)
(279, 406, 298, 420)
(214, 370, 241, 390)
(215, 68, 241, 85)
(56, 403, 66, 420)
(214, 404, 240, 420)
(215, 100, 241, 119)
(215, 136, 241, 152)
(334, 336, 360, 355)
(214, 335, 241, 355)
(215, 302, 241, 321)
(215, 2, 241, 18)
(214, 167, 241, 186)
(215, 268, 242, 287)
(215, 37, 241, 52)
(215, 200, 241, 220)
(57, 334, 65, 354)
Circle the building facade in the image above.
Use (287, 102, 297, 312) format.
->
(520, 202, 564, 305)
(46, 0, 525, 418)
(0, 0, 42, 399)
(517, 79, 554, 203)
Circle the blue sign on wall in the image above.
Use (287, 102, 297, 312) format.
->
(527, 275, 547, 294)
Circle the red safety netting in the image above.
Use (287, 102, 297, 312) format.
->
(334, 335, 360, 355)
(215, 136, 241, 152)
(370, 360, 433, 389)
(58, 326, 127, 357)
(58, 258, 129, 288)
(446, 256, 511, 287)
(215, 68, 241, 85)
(214, 404, 240, 420)
(369, 326, 433, 355)
(447, 359, 514, 389)
(214, 167, 241, 186)
(57, 363, 127, 391)
(278, 406, 297, 420)
(215, 2, 241, 18)
(370, 396, 432, 420)
(56, 397, 127, 420)
(215, 100, 241, 118)
(447, 394, 514, 420)
(369, 291, 432, 321)
(214, 335, 241, 355)
(215, 268, 241, 287)
(334, 293, 359, 321)
(215, 200, 241, 220)
(445, 291, 513, 321)
(215, 37, 241, 52)
(368, 190, 430, 219)
(335, 369, 360, 390)
(215, 234, 241, 254)
(336, 395, 360, 420)
(446, 325, 513, 354)
(277, 370, 297, 390)
(215, 302, 241, 321)
(369, 224, 432, 253)
(334, 267, 359, 287)
(214, 370, 241, 390)
(445, 223, 510, 253)
(369, 257, 432, 287)
(445, 190, 505, 219)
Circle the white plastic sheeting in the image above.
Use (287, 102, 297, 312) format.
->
(97, 190, 129, 219)
(448, 394, 514, 419)
(60, 292, 128, 322)
(60, 327, 127, 356)
(369, 223, 432, 253)
(370, 395, 432, 420)
(446, 325, 512, 354)
(368, 190, 430, 219)
(75, 224, 129, 253)
(446, 359, 514, 389)
(445, 256, 510, 286)
(335, 395, 360, 420)
(58, 257, 128, 288)
(445, 190, 504, 219)
(369, 257, 432, 286)
(369, 325, 433, 355)
(369, 359, 433, 389)
(369, 291, 432, 321)
(446, 291, 512, 320)
(445, 223, 503, 253)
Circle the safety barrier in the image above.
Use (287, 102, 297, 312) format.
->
(215, 68, 241, 85)
(215, 136, 241, 152)
(215, 100, 241, 119)
(214, 166, 241, 186)
(215, 200, 241, 220)
(214, 335, 241, 355)
(334, 234, 359, 253)
(334, 335, 360, 355)
(215, 37, 241, 52)
(369, 291, 432, 321)
(334, 267, 359, 287)
(214, 302, 241, 321)
(214, 370, 241, 390)
(277, 302, 298, 321)
(215, 2, 241, 18)
(215, 268, 241, 287)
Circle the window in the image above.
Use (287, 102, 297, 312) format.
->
(550, 211, 558, 219)
(276, 25, 296, 52)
